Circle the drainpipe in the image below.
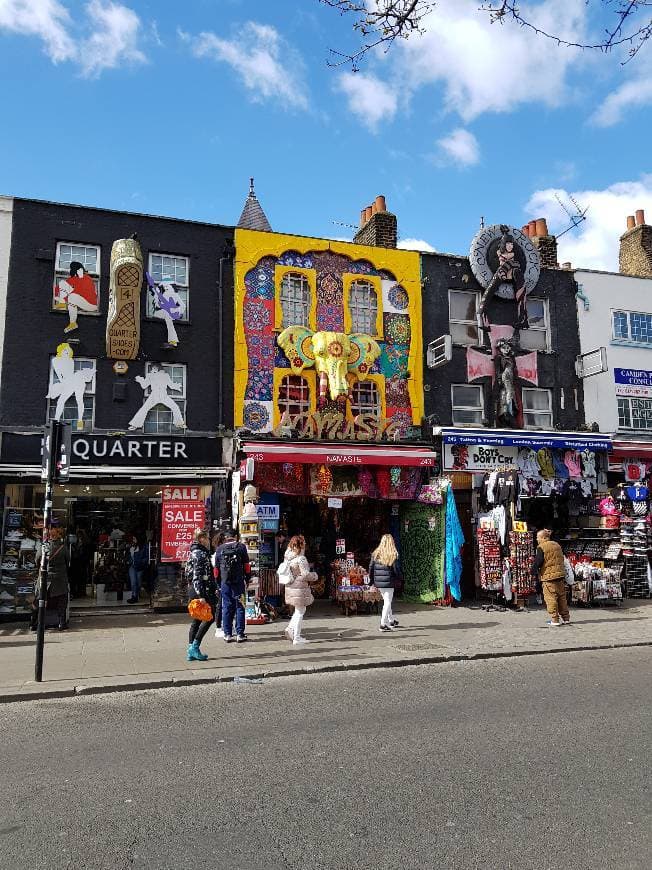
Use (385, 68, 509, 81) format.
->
(575, 282, 590, 311)
(217, 238, 235, 427)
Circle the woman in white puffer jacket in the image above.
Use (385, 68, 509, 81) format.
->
(281, 535, 317, 645)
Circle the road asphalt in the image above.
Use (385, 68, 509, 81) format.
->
(0, 646, 650, 869)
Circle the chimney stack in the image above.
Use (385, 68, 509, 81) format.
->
(528, 216, 558, 269)
(354, 194, 397, 248)
(620, 209, 652, 277)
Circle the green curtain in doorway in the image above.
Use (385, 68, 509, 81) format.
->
(399, 502, 446, 602)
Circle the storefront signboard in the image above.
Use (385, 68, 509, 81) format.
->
(255, 503, 280, 532)
(443, 443, 518, 472)
(161, 486, 206, 562)
(273, 410, 400, 442)
(614, 368, 652, 398)
(328, 497, 343, 509)
(441, 428, 611, 452)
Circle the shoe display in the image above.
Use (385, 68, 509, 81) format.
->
(4, 546, 18, 557)
(0, 589, 14, 601)
(106, 236, 143, 360)
(1, 560, 18, 571)
(0, 605, 15, 614)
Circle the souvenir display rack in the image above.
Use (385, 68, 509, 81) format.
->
(477, 527, 502, 592)
(508, 530, 536, 596)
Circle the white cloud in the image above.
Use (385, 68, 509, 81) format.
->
(336, 71, 397, 131)
(526, 176, 652, 271)
(186, 21, 308, 109)
(398, 238, 436, 252)
(81, 0, 145, 77)
(435, 128, 479, 167)
(0, 0, 145, 75)
(0, 0, 75, 62)
(338, 0, 588, 127)
(591, 77, 652, 127)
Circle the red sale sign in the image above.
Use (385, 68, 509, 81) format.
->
(160, 486, 206, 563)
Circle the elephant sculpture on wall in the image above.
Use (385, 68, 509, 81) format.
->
(277, 327, 381, 408)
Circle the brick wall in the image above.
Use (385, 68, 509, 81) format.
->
(619, 225, 652, 277)
(353, 211, 397, 249)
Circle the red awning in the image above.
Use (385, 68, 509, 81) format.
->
(242, 441, 436, 467)
(611, 440, 652, 458)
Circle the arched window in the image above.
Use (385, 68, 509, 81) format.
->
(280, 272, 311, 327)
(278, 375, 311, 419)
(350, 380, 380, 419)
(349, 279, 377, 334)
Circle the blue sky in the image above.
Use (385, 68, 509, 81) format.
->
(1, 0, 652, 269)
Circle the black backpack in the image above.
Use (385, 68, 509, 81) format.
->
(220, 543, 241, 585)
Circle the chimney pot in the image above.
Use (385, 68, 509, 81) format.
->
(561, 262, 572, 270)
(535, 217, 548, 237)
(528, 220, 537, 236)
(521, 225, 530, 237)
(627, 215, 636, 230)
(375, 195, 387, 213)
(636, 209, 645, 226)
(371, 201, 378, 215)
(360, 209, 367, 227)
(364, 206, 373, 223)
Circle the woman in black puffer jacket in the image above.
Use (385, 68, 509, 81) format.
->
(368, 533, 400, 633)
(186, 529, 217, 661)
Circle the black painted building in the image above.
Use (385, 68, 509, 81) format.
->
(0, 196, 235, 614)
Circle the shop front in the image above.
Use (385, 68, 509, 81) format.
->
(0, 431, 229, 619)
(606, 437, 652, 599)
(238, 438, 459, 607)
(438, 427, 616, 604)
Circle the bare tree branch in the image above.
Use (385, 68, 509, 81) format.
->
(321, 0, 652, 68)
(320, 0, 436, 69)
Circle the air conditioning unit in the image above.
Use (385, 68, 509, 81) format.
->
(427, 335, 453, 369)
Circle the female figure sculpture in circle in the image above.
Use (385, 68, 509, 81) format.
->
(478, 226, 529, 333)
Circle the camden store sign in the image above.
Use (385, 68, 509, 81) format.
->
(444, 443, 518, 472)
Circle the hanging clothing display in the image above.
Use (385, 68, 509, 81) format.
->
(445, 485, 464, 602)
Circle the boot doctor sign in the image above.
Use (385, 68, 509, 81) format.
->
(161, 486, 206, 562)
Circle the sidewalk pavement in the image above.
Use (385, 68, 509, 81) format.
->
(1, 598, 651, 703)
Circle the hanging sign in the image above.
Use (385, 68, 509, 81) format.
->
(335, 538, 346, 555)
(444, 443, 518, 472)
(513, 521, 528, 532)
(160, 486, 206, 562)
(328, 497, 343, 509)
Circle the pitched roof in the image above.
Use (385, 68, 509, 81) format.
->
(237, 177, 272, 232)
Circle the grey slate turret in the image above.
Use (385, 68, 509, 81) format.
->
(237, 178, 272, 232)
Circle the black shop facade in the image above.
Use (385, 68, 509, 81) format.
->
(0, 431, 229, 617)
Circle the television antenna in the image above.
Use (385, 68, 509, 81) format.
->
(331, 219, 359, 231)
(554, 193, 589, 239)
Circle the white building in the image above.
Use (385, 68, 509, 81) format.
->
(576, 209, 652, 469)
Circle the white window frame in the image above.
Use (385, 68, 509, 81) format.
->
(522, 387, 553, 430)
(278, 375, 311, 419)
(46, 356, 96, 431)
(451, 384, 484, 426)
(349, 279, 378, 335)
(350, 379, 381, 419)
(520, 297, 550, 352)
(280, 272, 311, 327)
(448, 289, 482, 347)
(53, 242, 101, 314)
(611, 309, 652, 346)
(146, 253, 190, 321)
(142, 362, 187, 435)
(617, 395, 652, 431)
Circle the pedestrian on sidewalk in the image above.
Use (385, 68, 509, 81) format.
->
(127, 537, 149, 604)
(215, 531, 251, 644)
(533, 529, 570, 627)
(280, 535, 317, 646)
(186, 529, 217, 661)
(30, 521, 69, 632)
(369, 533, 400, 633)
(211, 531, 225, 639)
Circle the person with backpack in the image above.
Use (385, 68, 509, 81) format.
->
(215, 530, 251, 643)
(186, 528, 217, 661)
(211, 531, 225, 638)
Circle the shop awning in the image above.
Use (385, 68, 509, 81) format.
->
(436, 427, 612, 452)
(610, 438, 652, 458)
(0, 464, 229, 480)
(241, 441, 436, 467)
